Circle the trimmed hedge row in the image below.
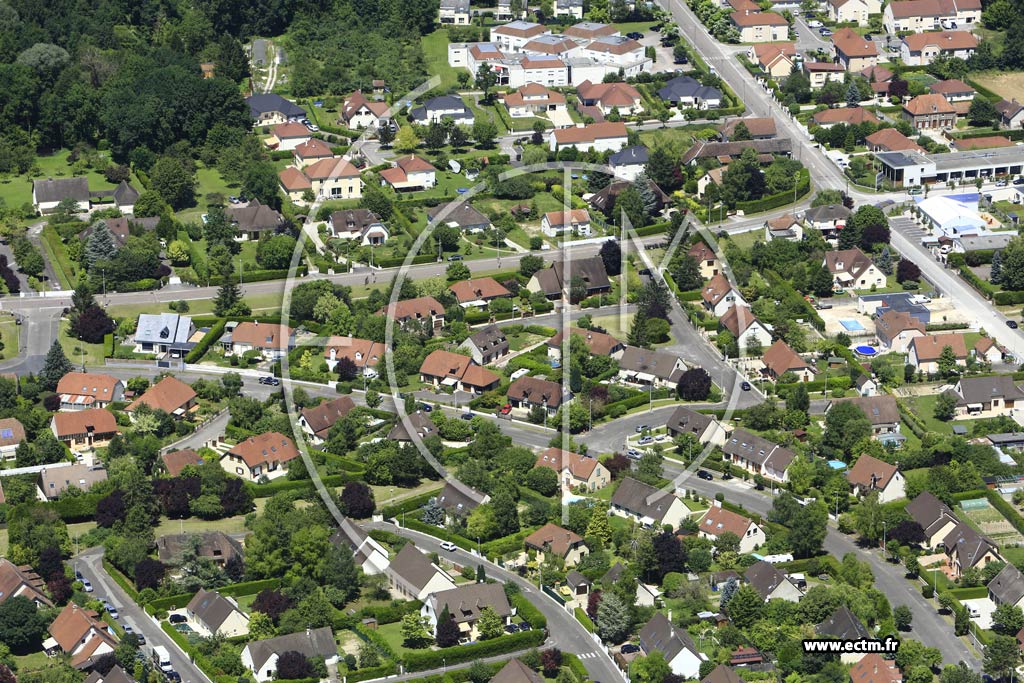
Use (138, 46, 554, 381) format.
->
(347, 663, 400, 683)
(986, 488, 1024, 537)
(633, 222, 671, 237)
(994, 290, 1024, 305)
(380, 487, 444, 519)
(377, 253, 438, 268)
(178, 266, 308, 286)
(734, 171, 810, 215)
(103, 560, 139, 602)
(948, 586, 988, 599)
(403, 629, 545, 671)
(184, 319, 227, 363)
(601, 387, 673, 415)
(896, 398, 927, 439)
(247, 473, 348, 498)
(958, 265, 997, 299)
(574, 607, 595, 632)
(481, 524, 542, 557)
(51, 493, 103, 522)
(355, 599, 423, 625)
(512, 593, 547, 630)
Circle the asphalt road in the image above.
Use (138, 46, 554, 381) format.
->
(364, 520, 625, 683)
(77, 548, 211, 683)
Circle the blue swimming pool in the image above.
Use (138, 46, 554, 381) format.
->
(840, 319, 866, 332)
(854, 345, 878, 356)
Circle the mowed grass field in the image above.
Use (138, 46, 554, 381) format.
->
(973, 72, 1024, 102)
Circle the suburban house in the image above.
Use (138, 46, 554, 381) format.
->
(882, 0, 982, 34)
(903, 93, 957, 130)
(547, 326, 623, 359)
(974, 336, 1003, 364)
(832, 28, 879, 71)
(222, 322, 294, 360)
(907, 333, 968, 373)
(639, 612, 706, 679)
(719, 306, 773, 351)
(615, 346, 686, 388)
(827, 395, 902, 442)
(56, 372, 124, 411)
(813, 107, 880, 128)
(866, 128, 925, 154)
(764, 213, 804, 241)
(241, 627, 337, 682)
(220, 432, 300, 482)
(302, 158, 363, 200)
(722, 429, 796, 482)
(134, 313, 196, 357)
(824, 248, 886, 290)
(490, 21, 551, 53)
(828, 0, 872, 25)
(762, 339, 815, 382)
(943, 521, 1001, 577)
(421, 583, 512, 639)
(590, 178, 670, 214)
(745, 560, 803, 602)
(524, 522, 589, 566)
(875, 309, 927, 352)
(388, 411, 436, 443)
(50, 411, 119, 453)
(440, 0, 471, 24)
(387, 543, 456, 601)
(534, 447, 609, 492)
(749, 43, 797, 80)
(609, 146, 649, 181)
(901, 31, 978, 65)
(719, 117, 778, 142)
(161, 449, 204, 476)
(849, 655, 903, 683)
(410, 95, 474, 125)
(996, 99, 1024, 129)
(730, 11, 788, 42)
(435, 481, 489, 523)
(804, 203, 851, 235)
(340, 90, 391, 129)
(377, 296, 446, 332)
(541, 209, 592, 237)
(507, 376, 566, 415)
(33, 177, 91, 213)
(246, 93, 305, 126)
(701, 274, 746, 317)
(703, 666, 745, 683)
(329, 209, 389, 245)
(610, 477, 688, 529)
(418, 349, 501, 394)
(45, 603, 117, 669)
(550, 121, 628, 153)
(490, 658, 542, 683)
(666, 406, 728, 447)
(0, 559, 53, 607)
(816, 606, 872, 662)
(657, 75, 723, 109)
(291, 138, 333, 168)
(856, 375, 879, 397)
(698, 501, 766, 554)
(948, 375, 1024, 417)
(331, 521, 390, 576)
(125, 376, 197, 419)
(0, 417, 24, 462)
(186, 588, 250, 638)
(804, 61, 846, 89)
(323, 335, 384, 374)
(846, 453, 906, 502)
(299, 396, 356, 444)
(449, 277, 513, 308)
(906, 491, 959, 548)
(277, 167, 313, 202)
(501, 83, 567, 118)
(527, 257, 610, 299)
(156, 531, 244, 568)
(688, 241, 722, 278)
(268, 122, 311, 150)
(460, 326, 510, 365)
(576, 80, 643, 115)
(380, 155, 437, 191)
(989, 563, 1024, 610)
(227, 200, 287, 240)
(554, 0, 584, 18)
(427, 202, 490, 232)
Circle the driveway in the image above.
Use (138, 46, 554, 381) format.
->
(77, 548, 212, 683)
(962, 598, 996, 631)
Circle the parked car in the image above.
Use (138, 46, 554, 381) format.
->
(621, 644, 640, 654)
(627, 449, 642, 459)
(626, 31, 644, 39)
(635, 424, 649, 433)
(698, 470, 713, 481)
(447, 254, 463, 261)
(500, 404, 512, 415)
(807, 19, 823, 27)
(166, 672, 181, 683)
(996, 179, 1008, 187)
(819, 28, 833, 36)
(504, 624, 520, 634)
(519, 622, 532, 631)
(258, 376, 280, 386)
(168, 614, 187, 624)
(440, 541, 457, 552)
(418, 403, 433, 412)
(105, 604, 119, 619)
(1007, 320, 1019, 329)
(81, 579, 93, 592)
(460, 412, 473, 421)
(740, 381, 752, 391)
(123, 624, 134, 635)
(136, 633, 146, 646)
(638, 436, 654, 445)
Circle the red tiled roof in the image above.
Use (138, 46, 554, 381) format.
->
(227, 432, 299, 469)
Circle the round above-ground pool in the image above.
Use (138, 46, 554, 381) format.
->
(854, 345, 878, 356)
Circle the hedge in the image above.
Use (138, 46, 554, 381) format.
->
(948, 586, 988, 599)
(633, 222, 671, 237)
(355, 599, 423, 625)
(986, 488, 1024, 536)
(896, 398, 927, 439)
(220, 578, 280, 597)
(734, 171, 810, 215)
(994, 290, 1024, 305)
(402, 630, 545, 671)
(184, 318, 227, 363)
(481, 525, 542, 557)
(103, 560, 139, 602)
(347, 663, 400, 683)
(51, 493, 103, 521)
(926, 322, 969, 332)
(601, 387, 673, 416)
(512, 593, 547, 630)
(247, 473, 347, 498)
(377, 253, 438, 268)
(380, 486, 444, 518)
(574, 607, 595, 632)
(563, 653, 590, 681)
(958, 265, 997, 299)
(178, 266, 308, 286)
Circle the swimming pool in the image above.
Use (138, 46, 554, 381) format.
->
(854, 345, 878, 356)
(840, 319, 866, 332)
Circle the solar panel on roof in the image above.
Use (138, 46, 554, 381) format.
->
(0, 429, 13, 439)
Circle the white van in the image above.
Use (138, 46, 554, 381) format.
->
(152, 646, 172, 672)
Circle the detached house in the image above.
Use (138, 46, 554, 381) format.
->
(246, 93, 305, 126)
(542, 209, 592, 237)
(550, 122, 628, 153)
(524, 522, 589, 565)
(576, 80, 643, 115)
(440, 0, 471, 24)
(422, 583, 512, 640)
(45, 603, 117, 669)
(387, 543, 456, 601)
(828, 0, 871, 25)
(50, 411, 119, 453)
(56, 373, 124, 411)
(449, 277, 513, 308)
(804, 61, 846, 89)
(749, 43, 797, 80)
(762, 339, 814, 382)
(0, 559, 53, 607)
(507, 376, 566, 415)
(340, 91, 390, 129)
(906, 491, 959, 548)
(722, 429, 796, 482)
(299, 396, 356, 445)
(824, 248, 885, 290)
(460, 326, 510, 365)
(948, 375, 1024, 417)
(883, 0, 981, 34)
(698, 501, 766, 554)
(639, 613, 706, 679)
(323, 336, 384, 374)
(330, 209, 389, 246)
(388, 411, 436, 442)
(610, 477, 688, 529)
(876, 309, 926, 352)
(902, 31, 978, 65)
(33, 177, 90, 214)
(380, 155, 437, 191)
(903, 93, 957, 130)
(427, 202, 490, 232)
(846, 453, 906, 503)
(816, 606, 872, 663)
(989, 563, 1024, 610)
(527, 257, 609, 299)
(701, 274, 746, 317)
(125, 376, 197, 419)
(850, 655, 903, 683)
(377, 296, 446, 331)
(220, 432, 300, 482)
(729, 12, 788, 43)
(161, 449, 203, 476)
(535, 447, 609, 492)
(223, 322, 293, 360)
(944, 522, 1001, 578)
(813, 107, 880, 128)
(268, 122, 311, 151)
(764, 213, 804, 242)
(548, 326, 624, 360)
(418, 349, 501, 394)
(744, 560, 803, 602)
(134, 313, 196, 358)
(657, 75, 723, 109)
(616, 346, 686, 388)
(666, 406, 728, 447)
(866, 128, 925, 154)
(501, 83, 567, 118)
(186, 588, 249, 638)
(228, 199, 288, 240)
(907, 333, 968, 374)
(688, 241, 722, 278)
(242, 627, 337, 683)
(827, 395, 902, 442)
(720, 306, 773, 351)
(411, 95, 474, 125)
(996, 99, 1024, 129)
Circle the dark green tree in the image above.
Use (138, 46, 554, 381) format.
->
(40, 339, 74, 390)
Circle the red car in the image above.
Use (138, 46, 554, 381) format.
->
(499, 404, 512, 415)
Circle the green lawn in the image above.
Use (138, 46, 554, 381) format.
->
(41, 225, 78, 290)
(0, 318, 19, 360)
(177, 164, 241, 225)
(422, 29, 463, 92)
(12, 651, 52, 672)
(590, 313, 634, 340)
(906, 393, 973, 436)
(728, 229, 762, 251)
(59, 320, 108, 366)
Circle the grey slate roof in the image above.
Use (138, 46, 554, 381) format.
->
(943, 522, 998, 570)
(187, 588, 243, 632)
(84, 665, 134, 683)
(804, 203, 852, 224)
(602, 562, 626, 585)
(491, 660, 544, 683)
(658, 76, 723, 105)
(228, 199, 285, 234)
(905, 491, 953, 530)
(34, 177, 90, 204)
(466, 325, 509, 358)
(427, 202, 491, 230)
(388, 411, 436, 442)
(388, 543, 444, 594)
(551, 256, 609, 293)
(136, 313, 194, 346)
(681, 138, 791, 165)
(667, 406, 716, 439)
(610, 477, 678, 524)
(722, 429, 796, 472)
(816, 606, 871, 640)
(244, 626, 336, 673)
(957, 234, 1014, 251)
(246, 93, 305, 119)
(410, 96, 474, 123)
(617, 345, 684, 381)
(639, 612, 700, 662)
(744, 560, 795, 600)
(436, 481, 487, 515)
(431, 583, 512, 623)
(113, 181, 140, 208)
(955, 375, 1024, 406)
(609, 145, 649, 167)
(156, 531, 244, 565)
(989, 563, 1024, 606)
